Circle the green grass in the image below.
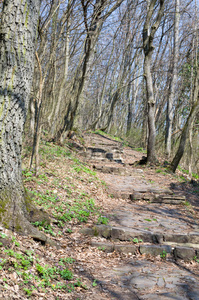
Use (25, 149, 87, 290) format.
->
(134, 147, 147, 153)
(0, 247, 84, 295)
(40, 143, 71, 159)
(72, 163, 96, 176)
(97, 215, 109, 225)
(178, 166, 199, 180)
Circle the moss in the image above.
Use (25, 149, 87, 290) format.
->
(25, 8, 30, 28)
(24, 189, 50, 225)
(2, 221, 9, 229)
(14, 218, 22, 232)
(93, 226, 99, 237)
(0, 100, 5, 118)
(0, 193, 9, 214)
(23, 1, 27, 15)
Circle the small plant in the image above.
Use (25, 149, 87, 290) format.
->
(134, 147, 146, 153)
(144, 219, 152, 222)
(11, 236, 20, 247)
(192, 173, 199, 179)
(133, 238, 143, 243)
(36, 264, 46, 276)
(160, 250, 167, 259)
(98, 246, 105, 251)
(0, 233, 7, 239)
(183, 200, 190, 207)
(101, 180, 107, 187)
(193, 256, 199, 263)
(23, 287, 33, 296)
(179, 175, 186, 181)
(59, 268, 73, 280)
(92, 279, 97, 287)
(149, 180, 155, 183)
(60, 257, 75, 264)
(97, 215, 109, 225)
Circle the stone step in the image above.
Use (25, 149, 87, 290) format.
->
(130, 194, 186, 204)
(151, 195, 186, 204)
(93, 165, 125, 175)
(79, 147, 123, 163)
(109, 190, 186, 204)
(90, 241, 199, 261)
(80, 225, 199, 245)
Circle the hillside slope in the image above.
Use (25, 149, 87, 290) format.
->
(0, 132, 198, 299)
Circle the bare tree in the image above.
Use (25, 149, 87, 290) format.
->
(143, 0, 165, 163)
(165, 0, 180, 157)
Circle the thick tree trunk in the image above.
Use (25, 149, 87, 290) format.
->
(0, 0, 49, 240)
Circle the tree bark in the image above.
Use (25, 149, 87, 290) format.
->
(0, 0, 49, 239)
(171, 68, 199, 172)
(143, 0, 165, 163)
(165, 0, 180, 157)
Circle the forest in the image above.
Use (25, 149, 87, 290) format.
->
(0, 1, 199, 299)
(0, 0, 198, 175)
(24, 0, 199, 174)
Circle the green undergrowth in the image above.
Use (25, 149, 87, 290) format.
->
(39, 142, 71, 160)
(22, 141, 109, 237)
(0, 139, 111, 297)
(178, 166, 199, 180)
(134, 147, 147, 153)
(0, 236, 85, 296)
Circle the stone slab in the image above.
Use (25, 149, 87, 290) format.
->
(174, 246, 196, 261)
(114, 244, 137, 254)
(90, 241, 114, 252)
(139, 245, 172, 256)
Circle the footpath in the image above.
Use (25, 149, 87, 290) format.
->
(79, 132, 199, 300)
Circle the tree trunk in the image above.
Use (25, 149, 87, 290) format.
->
(171, 68, 199, 172)
(0, 0, 49, 240)
(165, 0, 180, 157)
(142, 0, 165, 163)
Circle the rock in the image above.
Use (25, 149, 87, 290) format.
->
(157, 277, 165, 288)
(93, 165, 122, 174)
(149, 188, 173, 194)
(130, 192, 143, 201)
(173, 246, 196, 261)
(79, 227, 94, 236)
(111, 227, 129, 240)
(114, 244, 137, 254)
(120, 193, 131, 199)
(139, 245, 172, 256)
(136, 169, 144, 173)
(111, 226, 163, 243)
(93, 225, 112, 238)
(91, 241, 114, 252)
(164, 233, 199, 244)
(133, 187, 149, 193)
(90, 242, 137, 254)
(152, 195, 186, 204)
(164, 234, 189, 243)
(186, 289, 199, 300)
(189, 233, 199, 244)
(130, 276, 156, 289)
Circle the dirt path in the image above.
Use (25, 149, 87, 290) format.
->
(78, 132, 199, 300)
